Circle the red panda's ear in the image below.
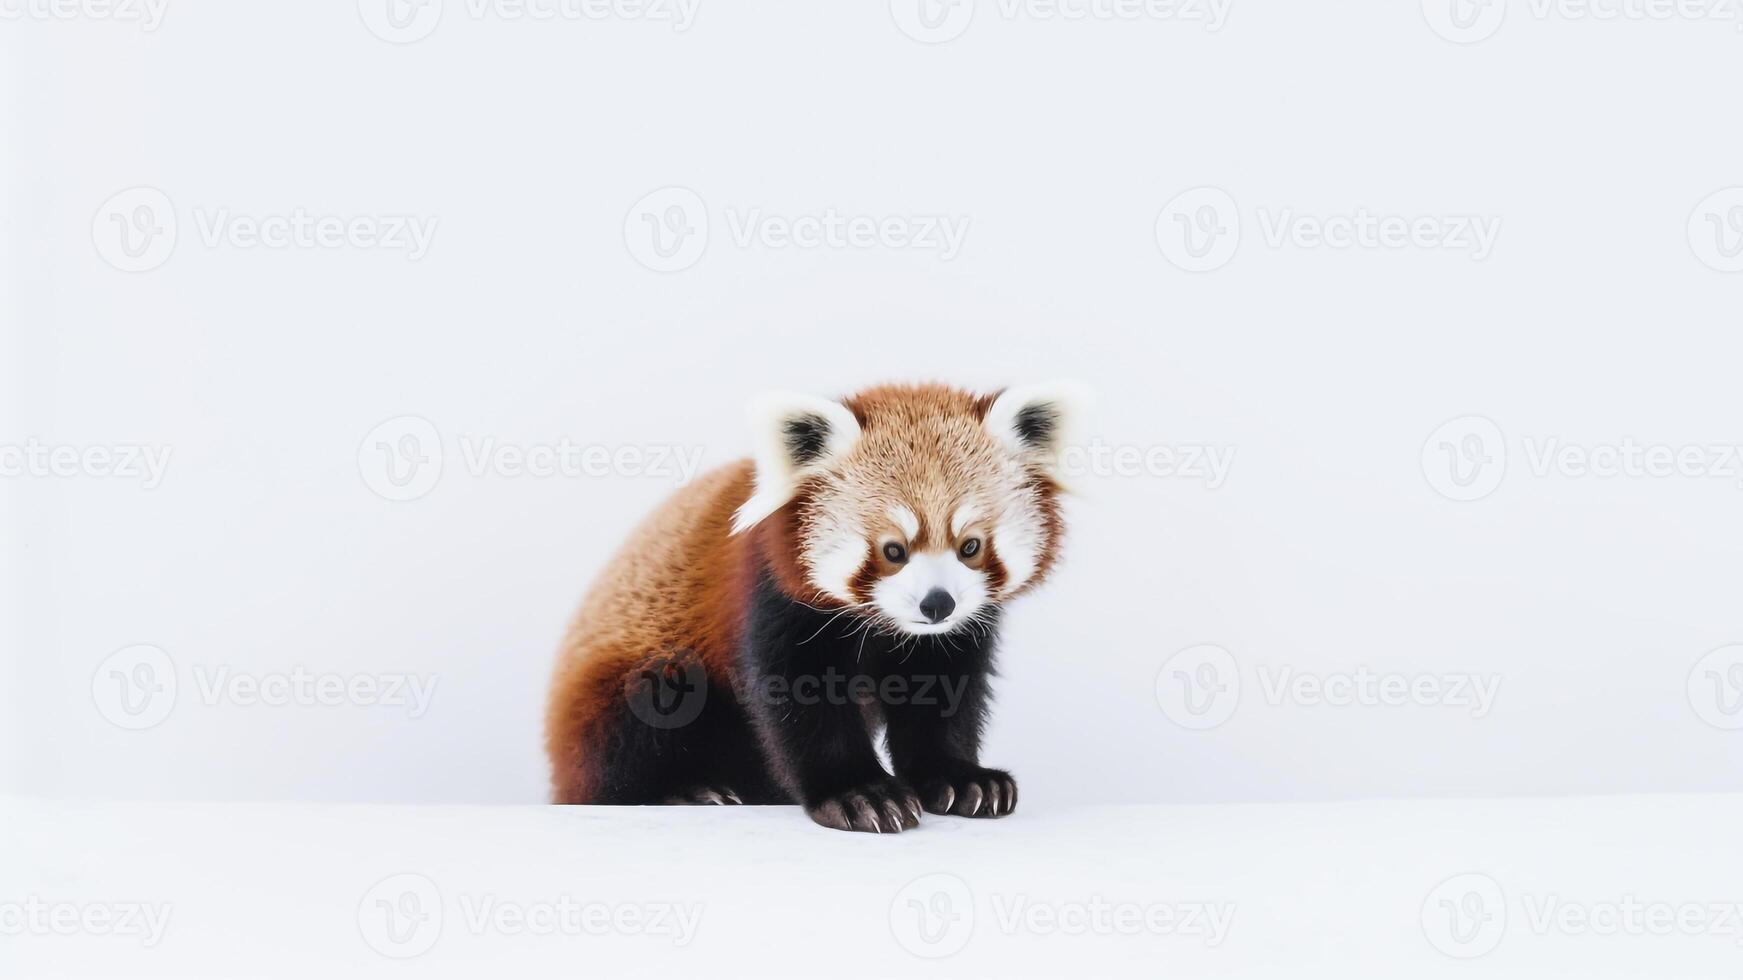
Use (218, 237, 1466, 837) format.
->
(983, 381, 1091, 490)
(731, 391, 862, 534)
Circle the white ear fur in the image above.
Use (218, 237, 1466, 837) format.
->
(731, 391, 862, 534)
(983, 381, 1090, 489)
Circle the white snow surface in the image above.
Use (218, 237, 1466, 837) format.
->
(4, 793, 1742, 978)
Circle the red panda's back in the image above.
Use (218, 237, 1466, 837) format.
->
(544, 460, 757, 802)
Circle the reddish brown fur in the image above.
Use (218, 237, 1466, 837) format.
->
(545, 383, 1068, 803)
(544, 462, 759, 803)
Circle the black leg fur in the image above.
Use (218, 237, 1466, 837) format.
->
(738, 568, 1009, 832)
(585, 670, 788, 806)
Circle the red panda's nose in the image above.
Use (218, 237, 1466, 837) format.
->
(919, 589, 956, 624)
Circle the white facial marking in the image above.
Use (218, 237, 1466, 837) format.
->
(993, 510, 1041, 594)
(871, 551, 989, 636)
(950, 502, 982, 537)
(807, 518, 867, 603)
(890, 504, 919, 541)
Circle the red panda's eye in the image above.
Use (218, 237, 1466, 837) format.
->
(958, 537, 981, 559)
(882, 542, 908, 564)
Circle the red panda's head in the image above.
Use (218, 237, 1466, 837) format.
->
(733, 381, 1084, 636)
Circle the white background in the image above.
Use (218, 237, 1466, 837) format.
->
(5, 0, 1743, 811)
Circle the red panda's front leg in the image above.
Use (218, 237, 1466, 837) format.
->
(883, 657, 1018, 819)
(742, 579, 922, 834)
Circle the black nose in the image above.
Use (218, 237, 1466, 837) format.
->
(919, 589, 956, 624)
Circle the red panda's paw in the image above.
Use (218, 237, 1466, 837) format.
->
(663, 786, 743, 805)
(919, 768, 1017, 818)
(806, 780, 922, 834)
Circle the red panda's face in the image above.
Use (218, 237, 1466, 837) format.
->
(733, 382, 1082, 636)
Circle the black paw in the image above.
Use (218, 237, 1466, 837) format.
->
(664, 786, 742, 805)
(918, 767, 1017, 818)
(806, 780, 922, 834)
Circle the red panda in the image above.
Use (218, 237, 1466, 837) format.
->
(544, 381, 1079, 833)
